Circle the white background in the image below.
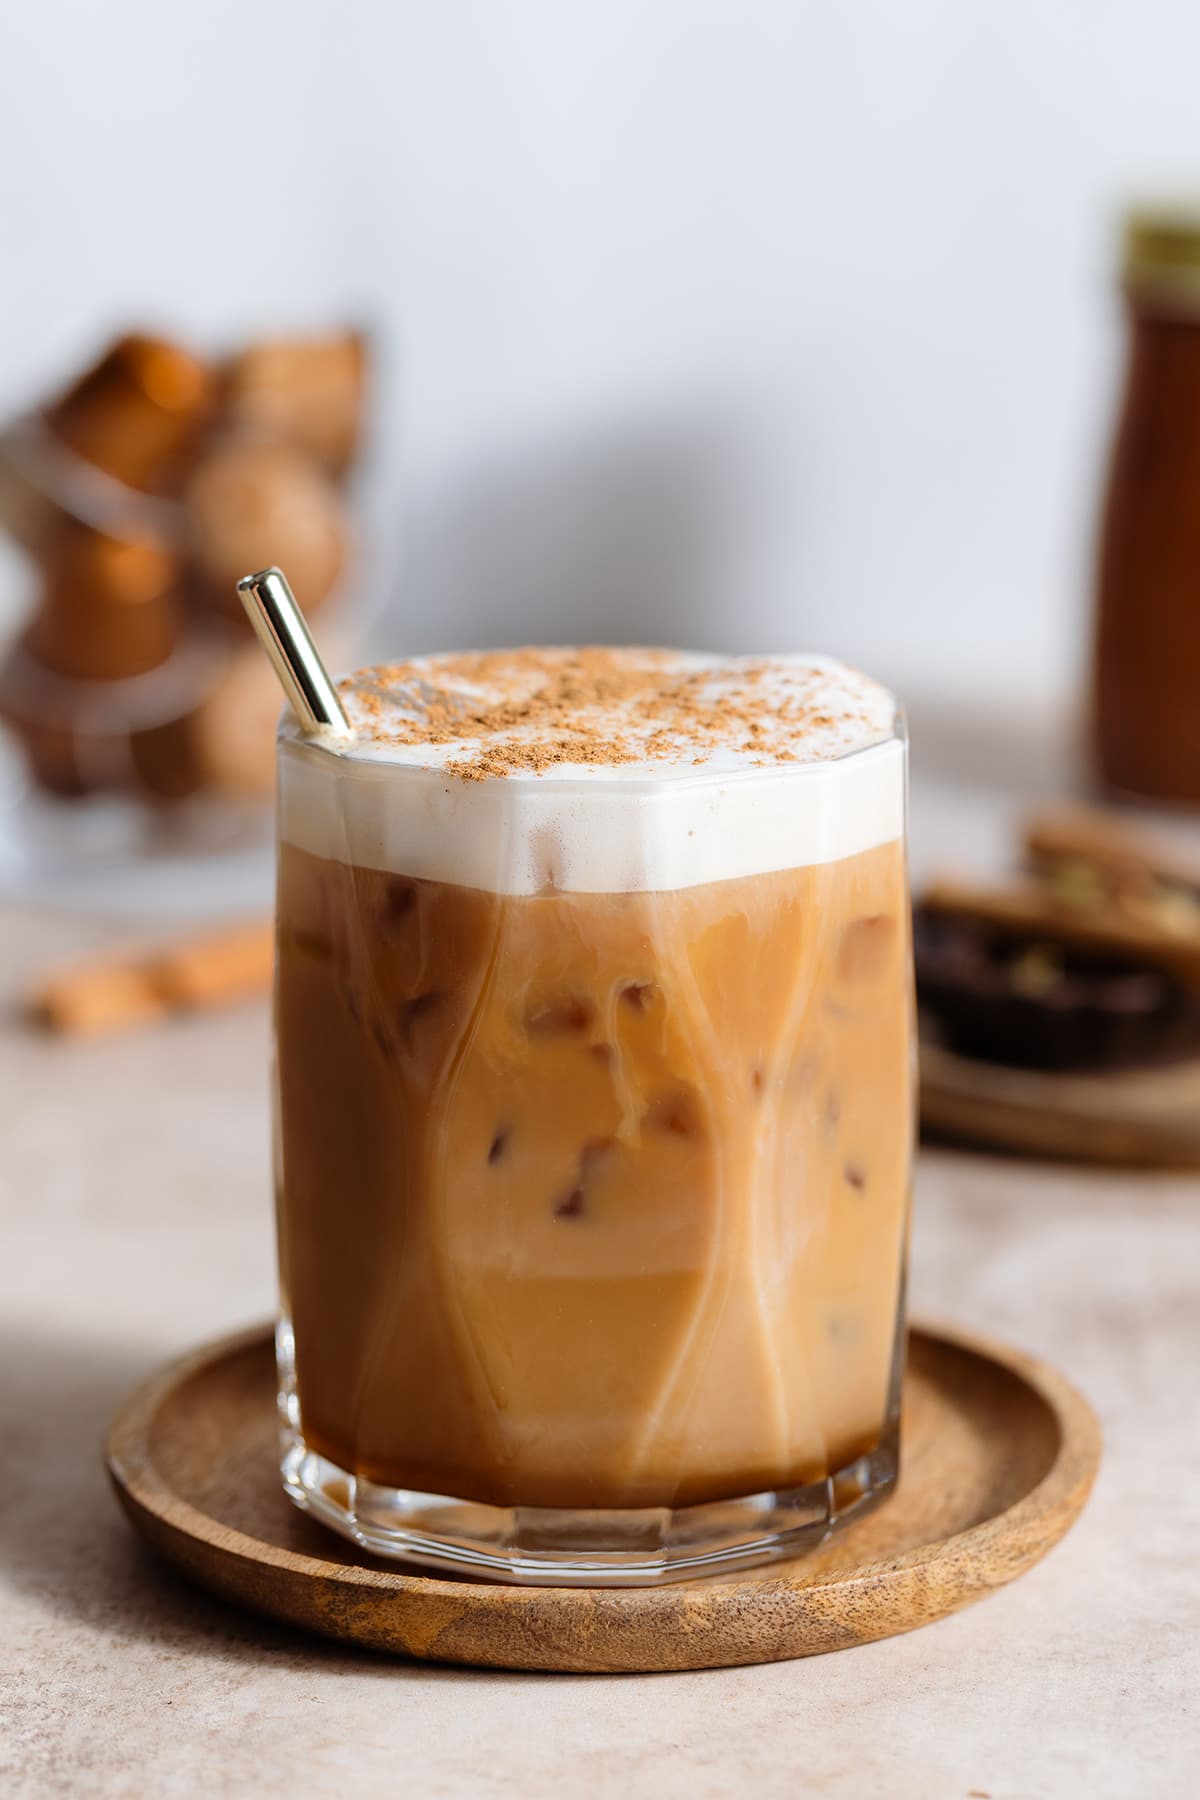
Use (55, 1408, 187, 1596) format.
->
(3, 0, 1198, 706)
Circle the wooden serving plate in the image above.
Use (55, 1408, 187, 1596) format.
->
(921, 1037, 1200, 1167)
(105, 1321, 1099, 1674)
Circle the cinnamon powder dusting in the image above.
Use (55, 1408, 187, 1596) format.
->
(335, 647, 891, 782)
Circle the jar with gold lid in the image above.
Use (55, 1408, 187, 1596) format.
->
(1094, 203, 1200, 803)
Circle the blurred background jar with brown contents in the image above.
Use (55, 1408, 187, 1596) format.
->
(1093, 205, 1200, 805)
(0, 327, 371, 884)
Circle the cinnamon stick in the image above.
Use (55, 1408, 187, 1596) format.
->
(28, 920, 273, 1037)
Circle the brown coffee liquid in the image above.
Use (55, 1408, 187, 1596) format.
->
(276, 838, 912, 1511)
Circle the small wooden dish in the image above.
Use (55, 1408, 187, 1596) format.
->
(921, 1037, 1200, 1167)
(106, 1321, 1100, 1674)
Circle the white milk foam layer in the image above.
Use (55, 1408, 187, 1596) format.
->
(278, 651, 905, 894)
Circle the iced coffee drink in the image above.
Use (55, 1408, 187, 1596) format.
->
(274, 648, 913, 1582)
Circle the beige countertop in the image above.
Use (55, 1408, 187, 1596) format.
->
(2, 740, 1198, 1797)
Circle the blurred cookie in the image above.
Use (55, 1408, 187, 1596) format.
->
(1024, 806, 1200, 929)
(917, 808, 1200, 1072)
(914, 900, 1200, 1071)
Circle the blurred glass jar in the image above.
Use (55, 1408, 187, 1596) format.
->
(0, 330, 370, 866)
(1093, 205, 1200, 804)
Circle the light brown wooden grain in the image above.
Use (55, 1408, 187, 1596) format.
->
(105, 1321, 1100, 1675)
(921, 1037, 1200, 1168)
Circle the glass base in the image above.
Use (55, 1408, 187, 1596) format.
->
(278, 1306, 899, 1589)
(276, 1290, 905, 1585)
(281, 1436, 898, 1587)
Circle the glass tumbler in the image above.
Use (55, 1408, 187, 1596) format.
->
(272, 652, 914, 1585)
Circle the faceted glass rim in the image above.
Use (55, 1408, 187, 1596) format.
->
(276, 701, 907, 797)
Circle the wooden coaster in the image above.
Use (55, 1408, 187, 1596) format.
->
(106, 1321, 1099, 1674)
(921, 1037, 1200, 1167)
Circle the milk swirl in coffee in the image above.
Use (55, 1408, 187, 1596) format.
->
(274, 648, 913, 1569)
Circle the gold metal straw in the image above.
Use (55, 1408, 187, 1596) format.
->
(235, 565, 353, 740)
